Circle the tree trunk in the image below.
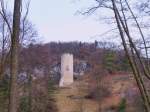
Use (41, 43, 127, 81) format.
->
(0, 20, 5, 79)
(28, 71, 32, 112)
(8, 0, 22, 112)
(111, 0, 150, 111)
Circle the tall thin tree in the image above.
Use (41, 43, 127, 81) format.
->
(9, 0, 22, 112)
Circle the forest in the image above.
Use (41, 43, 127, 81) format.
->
(0, 0, 150, 112)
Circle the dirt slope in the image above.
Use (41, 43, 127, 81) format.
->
(53, 78, 99, 112)
(53, 73, 142, 112)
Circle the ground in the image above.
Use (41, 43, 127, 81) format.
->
(52, 73, 141, 112)
(53, 78, 99, 112)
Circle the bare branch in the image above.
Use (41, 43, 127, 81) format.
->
(21, 0, 31, 43)
(0, 0, 12, 34)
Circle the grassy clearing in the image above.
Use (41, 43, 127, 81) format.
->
(53, 79, 99, 112)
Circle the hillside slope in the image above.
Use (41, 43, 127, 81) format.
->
(53, 78, 99, 112)
(53, 73, 143, 112)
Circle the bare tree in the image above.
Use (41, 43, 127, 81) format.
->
(0, 0, 37, 79)
(111, 0, 150, 111)
(79, 0, 150, 111)
(8, 0, 22, 112)
(0, 0, 12, 79)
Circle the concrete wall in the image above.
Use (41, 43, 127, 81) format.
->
(59, 53, 73, 87)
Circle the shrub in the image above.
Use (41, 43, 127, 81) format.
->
(18, 96, 30, 112)
(0, 75, 9, 112)
(118, 98, 126, 112)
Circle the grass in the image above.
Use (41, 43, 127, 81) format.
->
(53, 79, 99, 112)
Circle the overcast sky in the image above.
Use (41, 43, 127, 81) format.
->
(7, 0, 117, 43)
(27, 0, 113, 42)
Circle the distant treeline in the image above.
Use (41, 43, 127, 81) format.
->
(18, 41, 130, 73)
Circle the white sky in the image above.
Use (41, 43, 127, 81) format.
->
(27, 0, 112, 42)
(7, 0, 118, 43)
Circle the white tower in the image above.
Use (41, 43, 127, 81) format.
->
(59, 53, 73, 87)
